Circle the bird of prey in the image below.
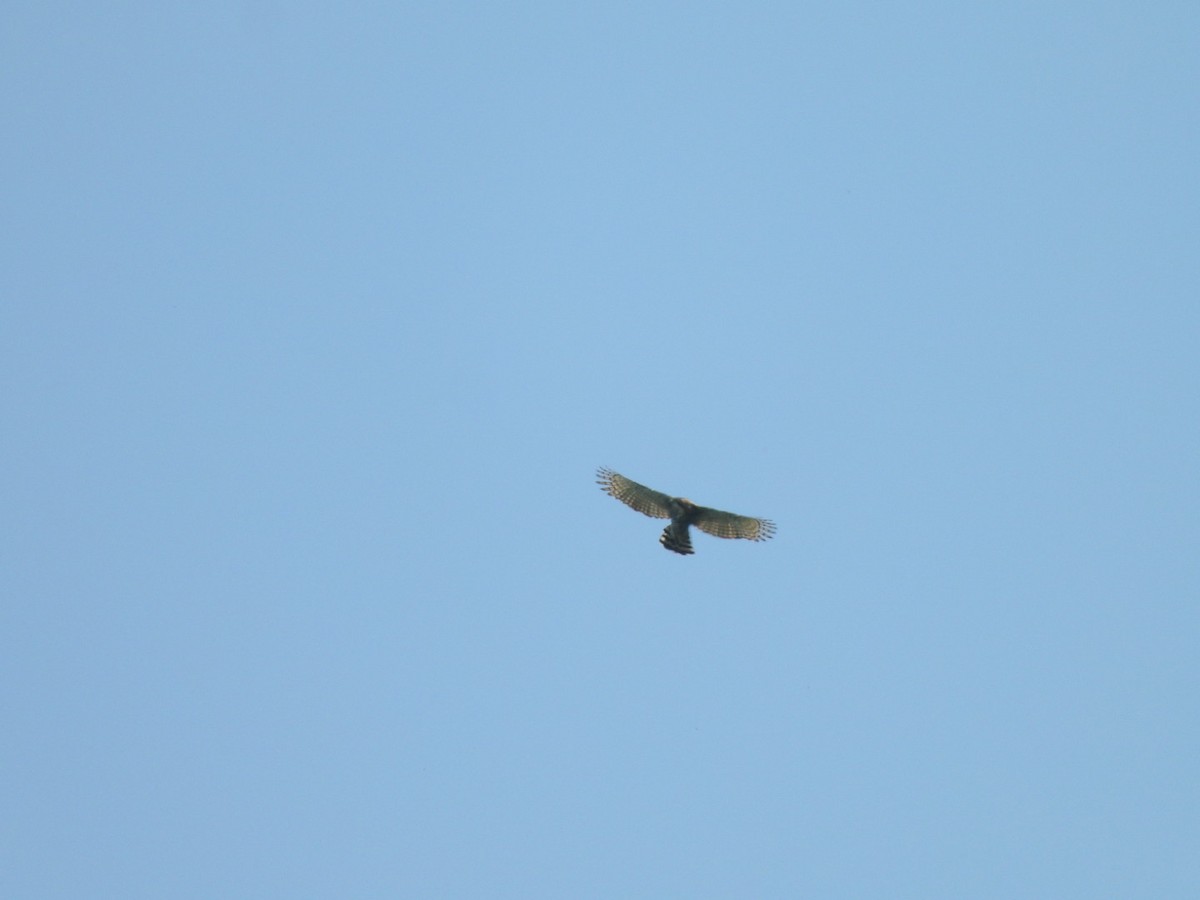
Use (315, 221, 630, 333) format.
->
(596, 467, 776, 555)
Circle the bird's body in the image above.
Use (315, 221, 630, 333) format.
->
(596, 467, 775, 555)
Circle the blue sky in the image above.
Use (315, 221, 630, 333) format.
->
(3, 3, 1197, 896)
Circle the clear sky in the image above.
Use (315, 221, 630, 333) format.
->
(4, 3, 1197, 897)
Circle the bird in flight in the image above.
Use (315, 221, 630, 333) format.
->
(596, 467, 776, 555)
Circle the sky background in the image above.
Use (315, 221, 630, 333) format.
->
(3, 2, 1198, 897)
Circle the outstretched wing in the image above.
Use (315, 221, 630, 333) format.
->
(692, 506, 776, 541)
(596, 467, 675, 519)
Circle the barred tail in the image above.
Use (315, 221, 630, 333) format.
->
(660, 523, 694, 555)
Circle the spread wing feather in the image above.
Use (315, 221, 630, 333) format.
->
(693, 507, 776, 542)
(596, 467, 675, 519)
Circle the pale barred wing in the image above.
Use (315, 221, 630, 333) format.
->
(693, 506, 776, 541)
(596, 467, 675, 519)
